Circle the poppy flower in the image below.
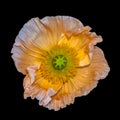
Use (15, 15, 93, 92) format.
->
(11, 16, 110, 111)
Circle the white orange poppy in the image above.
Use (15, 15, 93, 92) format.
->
(11, 16, 110, 111)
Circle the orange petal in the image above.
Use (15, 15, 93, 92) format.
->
(73, 27, 103, 67)
(58, 26, 103, 67)
(71, 46, 110, 95)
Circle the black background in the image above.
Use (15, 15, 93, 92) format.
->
(2, 0, 117, 118)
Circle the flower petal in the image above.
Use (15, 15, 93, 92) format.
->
(11, 18, 43, 74)
(41, 16, 83, 38)
(88, 47, 110, 80)
(23, 65, 39, 89)
(58, 26, 103, 67)
(69, 47, 110, 95)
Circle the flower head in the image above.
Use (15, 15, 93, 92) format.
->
(11, 16, 110, 111)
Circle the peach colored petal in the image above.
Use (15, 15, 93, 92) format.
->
(41, 16, 83, 38)
(70, 47, 110, 95)
(23, 65, 39, 89)
(11, 18, 44, 74)
(58, 26, 102, 67)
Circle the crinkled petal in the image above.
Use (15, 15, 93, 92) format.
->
(41, 16, 83, 38)
(58, 26, 103, 67)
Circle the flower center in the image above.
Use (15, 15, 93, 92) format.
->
(37, 45, 78, 84)
(52, 55, 67, 70)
